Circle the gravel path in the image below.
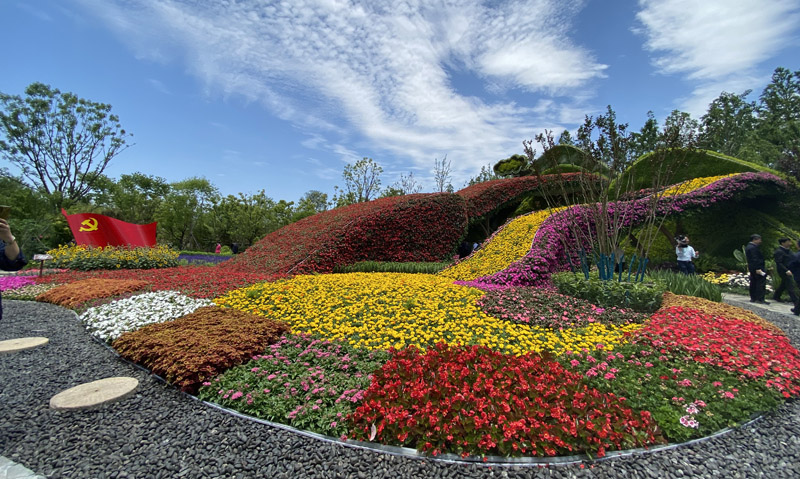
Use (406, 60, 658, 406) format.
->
(2, 299, 799, 479)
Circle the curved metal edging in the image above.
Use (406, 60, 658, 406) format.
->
(68, 307, 771, 468)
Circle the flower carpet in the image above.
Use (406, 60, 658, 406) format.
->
(4, 171, 798, 460)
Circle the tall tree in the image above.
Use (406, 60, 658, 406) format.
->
(0, 82, 132, 211)
(662, 110, 699, 148)
(332, 157, 383, 207)
(155, 177, 218, 249)
(756, 67, 800, 178)
(629, 111, 660, 160)
(698, 91, 757, 158)
(557, 130, 574, 145)
(433, 155, 453, 192)
(292, 190, 328, 222)
(110, 172, 169, 224)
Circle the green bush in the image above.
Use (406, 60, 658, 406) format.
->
(220, 245, 233, 255)
(616, 149, 779, 193)
(551, 271, 666, 313)
(333, 261, 451, 274)
(645, 270, 722, 302)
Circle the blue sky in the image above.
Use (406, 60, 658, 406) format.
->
(1, 0, 799, 203)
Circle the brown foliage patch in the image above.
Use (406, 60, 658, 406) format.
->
(112, 306, 290, 393)
(660, 292, 783, 335)
(35, 278, 150, 308)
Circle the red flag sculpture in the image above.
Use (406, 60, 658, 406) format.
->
(61, 209, 157, 247)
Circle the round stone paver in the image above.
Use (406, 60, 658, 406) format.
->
(50, 377, 139, 410)
(0, 336, 49, 354)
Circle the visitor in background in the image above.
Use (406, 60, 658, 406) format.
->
(215, 243, 222, 254)
(0, 217, 28, 321)
(231, 243, 239, 254)
(772, 238, 798, 306)
(675, 235, 698, 275)
(745, 234, 768, 304)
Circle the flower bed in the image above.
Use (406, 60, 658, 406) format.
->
(79, 291, 214, 342)
(213, 273, 638, 356)
(112, 306, 290, 392)
(36, 278, 150, 308)
(45, 244, 179, 270)
(0, 276, 37, 291)
(224, 193, 468, 275)
(36, 266, 279, 299)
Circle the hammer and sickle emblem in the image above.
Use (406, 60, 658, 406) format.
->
(79, 217, 99, 232)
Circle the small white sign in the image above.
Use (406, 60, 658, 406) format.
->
(33, 254, 53, 261)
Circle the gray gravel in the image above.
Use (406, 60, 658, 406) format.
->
(1, 299, 799, 479)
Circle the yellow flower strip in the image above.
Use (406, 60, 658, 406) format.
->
(214, 272, 637, 356)
(438, 209, 561, 281)
(661, 174, 737, 196)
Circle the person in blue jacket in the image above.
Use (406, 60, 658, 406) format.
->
(0, 218, 27, 321)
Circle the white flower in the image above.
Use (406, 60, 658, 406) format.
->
(79, 290, 213, 342)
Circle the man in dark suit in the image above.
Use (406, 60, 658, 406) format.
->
(745, 234, 768, 304)
(787, 240, 800, 315)
(773, 238, 798, 305)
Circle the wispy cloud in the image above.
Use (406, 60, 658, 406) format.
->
(635, 0, 800, 114)
(75, 0, 607, 182)
(146, 78, 171, 95)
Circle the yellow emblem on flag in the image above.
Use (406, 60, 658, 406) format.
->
(79, 217, 99, 232)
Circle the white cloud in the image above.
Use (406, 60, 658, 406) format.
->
(635, 0, 800, 115)
(76, 0, 606, 184)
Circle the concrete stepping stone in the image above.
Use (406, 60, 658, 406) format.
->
(0, 337, 48, 355)
(50, 377, 139, 410)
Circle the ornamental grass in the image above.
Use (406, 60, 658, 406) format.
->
(347, 343, 663, 458)
(112, 306, 290, 393)
(214, 273, 637, 356)
(35, 278, 150, 308)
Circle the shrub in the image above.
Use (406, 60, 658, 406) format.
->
(46, 244, 179, 270)
(551, 272, 666, 313)
(224, 193, 468, 275)
(35, 278, 150, 308)
(645, 270, 722, 302)
(616, 149, 780, 193)
(333, 261, 451, 274)
(112, 306, 290, 393)
(347, 343, 663, 458)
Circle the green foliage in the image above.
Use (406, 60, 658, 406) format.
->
(493, 154, 531, 177)
(199, 334, 389, 438)
(540, 164, 586, 175)
(333, 260, 451, 274)
(0, 82, 132, 211)
(551, 271, 666, 313)
(617, 149, 780, 192)
(645, 270, 722, 302)
(332, 157, 383, 207)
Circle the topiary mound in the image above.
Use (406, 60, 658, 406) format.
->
(222, 193, 468, 275)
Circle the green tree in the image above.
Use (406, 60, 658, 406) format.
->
(156, 177, 218, 249)
(110, 172, 170, 224)
(292, 190, 328, 222)
(433, 155, 453, 192)
(0, 171, 61, 256)
(662, 110, 699, 148)
(332, 157, 383, 207)
(0, 82, 132, 211)
(557, 130, 574, 145)
(698, 91, 757, 158)
(467, 164, 501, 186)
(629, 111, 660, 160)
(207, 190, 292, 248)
(756, 67, 800, 178)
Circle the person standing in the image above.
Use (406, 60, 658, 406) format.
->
(215, 243, 222, 254)
(787, 240, 800, 315)
(675, 235, 698, 275)
(0, 218, 28, 321)
(772, 238, 798, 305)
(745, 234, 768, 304)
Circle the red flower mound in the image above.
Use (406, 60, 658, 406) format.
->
(348, 343, 661, 458)
(224, 193, 468, 274)
(630, 306, 800, 397)
(37, 267, 280, 299)
(455, 173, 589, 219)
